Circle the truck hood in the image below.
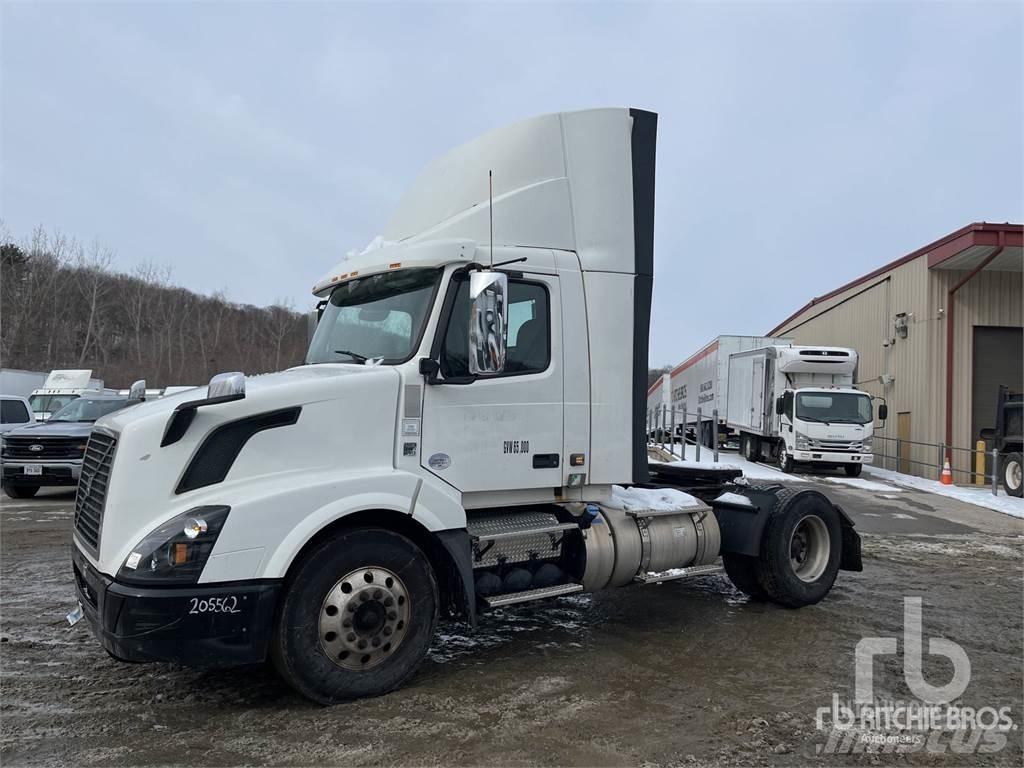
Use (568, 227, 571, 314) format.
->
(85, 363, 404, 573)
(3, 420, 96, 440)
(96, 364, 384, 434)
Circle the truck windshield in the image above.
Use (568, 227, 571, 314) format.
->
(29, 393, 79, 415)
(50, 398, 131, 423)
(307, 268, 442, 364)
(796, 392, 873, 425)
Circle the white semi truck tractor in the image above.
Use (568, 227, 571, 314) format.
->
(69, 108, 863, 704)
(727, 345, 887, 476)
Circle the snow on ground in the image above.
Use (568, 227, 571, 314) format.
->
(608, 484, 701, 511)
(864, 465, 1024, 519)
(811, 475, 903, 493)
(658, 446, 807, 483)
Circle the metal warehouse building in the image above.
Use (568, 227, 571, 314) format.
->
(768, 222, 1023, 481)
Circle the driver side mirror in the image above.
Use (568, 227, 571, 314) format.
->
(878, 403, 888, 422)
(775, 396, 785, 415)
(468, 271, 507, 376)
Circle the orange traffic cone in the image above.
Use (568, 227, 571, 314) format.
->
(940, 459, 953, 485)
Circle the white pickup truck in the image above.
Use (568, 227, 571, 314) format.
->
(69, 108, 862, 704)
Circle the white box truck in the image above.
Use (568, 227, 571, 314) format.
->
(669, 336, 789, 446)
(726, 345, 886, 476)
(29, 369, 107, 421)
(68, 108, 863, 704)
(0, 369, 48, 400)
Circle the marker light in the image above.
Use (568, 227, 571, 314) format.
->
(183, 517, 208, 539)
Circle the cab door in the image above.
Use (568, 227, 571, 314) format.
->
(420, 271, 563, 493)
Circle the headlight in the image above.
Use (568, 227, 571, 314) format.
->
(117, 506, 230, 585)
(795, 432, 811, 450)
(861, 438, 872, 452)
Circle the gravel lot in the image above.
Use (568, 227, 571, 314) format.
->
(2, 475, 1022, 767)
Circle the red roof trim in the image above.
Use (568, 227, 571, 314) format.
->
(670, 339, 719, 378)
(647, 376, 665, 396)
(768, 222, 1024, 335)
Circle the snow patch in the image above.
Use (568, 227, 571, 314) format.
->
(607, 485, 701, 511)
(660, 449, 807, 483)
(815, 476, 902, 492)
(714, 491, 755, 508)
(864, 466, 1024, 519)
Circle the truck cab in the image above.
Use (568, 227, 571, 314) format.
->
(68, 108, 862, 704)
(29, 370, 107, 422)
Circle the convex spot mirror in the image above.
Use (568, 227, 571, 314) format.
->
(468, 270, 507, 376)
(128, 379, 147, 402)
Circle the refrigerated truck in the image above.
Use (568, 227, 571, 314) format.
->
(726, 345, 885, 476)
(669, 335, 790, 446)
(68, 108, 862, 704)
(29, 370, 107, 421)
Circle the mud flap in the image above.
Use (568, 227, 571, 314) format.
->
(834, 504, 863, 572)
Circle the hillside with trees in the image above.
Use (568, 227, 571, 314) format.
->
(0, 227, 308, 388)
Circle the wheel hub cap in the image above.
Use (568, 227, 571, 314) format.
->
(788, 515, 829, 583)
(319, 566, 411, 670)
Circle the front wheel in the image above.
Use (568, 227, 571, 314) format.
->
(3, 483, 39, 499)
(1003, 452, 1023, 498)
(844, 464, 863, 478)
(777, 447, 794, 474)
(271, 528, 439, 704)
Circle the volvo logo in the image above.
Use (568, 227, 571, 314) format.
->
(28, 444, 45, 452)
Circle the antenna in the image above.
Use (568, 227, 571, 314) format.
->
(488, 170, 494, 268)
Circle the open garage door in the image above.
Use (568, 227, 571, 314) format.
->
(972, 326, 1024, 447)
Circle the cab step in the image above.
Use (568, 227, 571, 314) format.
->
(634, 562, 724, 584)
(467, 511, 578, 543)
(483, 582, 584, 608)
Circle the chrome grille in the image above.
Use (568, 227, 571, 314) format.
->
(74, 431, 117, 556)
(809, 438, 862, 452)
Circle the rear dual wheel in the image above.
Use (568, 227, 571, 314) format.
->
(271, 528, 438, 704)
(723, 488, 842, 608)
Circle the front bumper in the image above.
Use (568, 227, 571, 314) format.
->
(71, 545, 280, 667)
(2, 460, 81, 486)
(792, 450, 873, 465)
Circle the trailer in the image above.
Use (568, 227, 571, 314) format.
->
(727, 345, 885, 475)
(669, 336, 789, 446)
(68, 108, 862, 704)
(646, 373, 671, 438)
(0, 369, 47, 400)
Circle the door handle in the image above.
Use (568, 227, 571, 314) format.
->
(532, 454, 560, 469)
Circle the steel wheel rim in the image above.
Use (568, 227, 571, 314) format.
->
(319, 566, 411, 670)
(1007, 460, 1022, 490)
(789, 515, 829, 583)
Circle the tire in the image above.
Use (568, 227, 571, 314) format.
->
(757, 489, 842, 608)
(1002, 452, 1023, 498)
(723, 554, 767, 600)
(844, 464, 863, 478)
(777, 447, 793, 474)
(3, 483, 39, 499)
(271, 527, 439, 704)
(743, 435, 758, 462)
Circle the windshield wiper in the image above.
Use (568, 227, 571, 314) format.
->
(334, 349, 368, 364)
(800, 416, 832, 425)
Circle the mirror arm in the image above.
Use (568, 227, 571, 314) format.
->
(419, 358, 477, 386)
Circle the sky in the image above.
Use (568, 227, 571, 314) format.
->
(2, 1, 1022, 367)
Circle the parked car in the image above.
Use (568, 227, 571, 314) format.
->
(1, 394, 135, 498)
(0, 395, 36, 436)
